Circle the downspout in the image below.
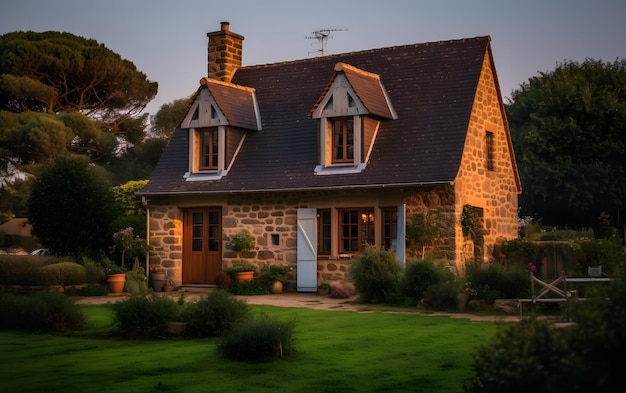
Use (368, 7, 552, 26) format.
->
(142, 196, 150, 287)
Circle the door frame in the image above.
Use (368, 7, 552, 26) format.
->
(182, 207, 223, 285)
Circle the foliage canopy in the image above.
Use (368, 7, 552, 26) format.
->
(0, 30, 157, 176)
(27, 154, 117, 257)
(506, 58, 626, 231)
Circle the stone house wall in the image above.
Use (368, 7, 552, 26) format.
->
(454, 51, 520, 271)
(146, 186, 460, 287)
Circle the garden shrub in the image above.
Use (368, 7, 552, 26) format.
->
(399, 258, 454, 305)
(215, 271, 232, 290)
(218, 314, 295, 362)
(349, 245, 402, 303)
(112, 294, 181, 337)
(421, 281, 458, 310)
(124, 270, 148, 296)
(0, 291, 84, 332)
(182, 290, 250, 337)
(40, 262, 87, 285)
(466, 262, 530, 302)
(82, 258, 106, 284)
(0, 255, 56, 285)
(228, 280, 270, 295)
(464, 317, 570, 393)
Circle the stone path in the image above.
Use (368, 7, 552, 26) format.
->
(74, 290, 521, 323)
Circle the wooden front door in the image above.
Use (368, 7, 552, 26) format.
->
(183, 208, 222, 285)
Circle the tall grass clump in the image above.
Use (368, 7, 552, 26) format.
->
(350, 245, 402, 303)
(218, 314, 295, 362)
(182, 290, 250, 337)
(0, 291, 84, 332)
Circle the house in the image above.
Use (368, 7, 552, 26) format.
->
(137, 22, 521, 291)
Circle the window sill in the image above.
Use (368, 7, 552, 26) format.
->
(184, 170, 228, 181)
(314, 163, 366, 175)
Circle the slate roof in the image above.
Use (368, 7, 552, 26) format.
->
(140, 36, 492, 196)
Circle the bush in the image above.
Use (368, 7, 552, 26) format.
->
(466, 263, 530, 302)
(0, 291, 85, 332)
(228, 280, 270, 296)
(0, 255, 57, 285)
(399, 259, 454, 305)
(40, 262, 87, 285)
(464, 317, 569, 393)
(349, 245, 402, 303)
(112, 294, 181, 337)
(182, 290, 250, 337)
(215, 271, 232, 290)
(124, 270, 148, 296)
(82, 258, 106, 284)
(421, 281, 458, 310)
(218, 315, 295, 362)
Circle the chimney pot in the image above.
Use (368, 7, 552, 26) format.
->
(220, 21, 229, 32)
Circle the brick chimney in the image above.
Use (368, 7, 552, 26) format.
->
(207, 21, 244, 83)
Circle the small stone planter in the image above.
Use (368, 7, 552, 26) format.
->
(150, 273, 167, 292)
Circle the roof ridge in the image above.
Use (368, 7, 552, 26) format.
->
(200, 77, 256, 93)
(239, 36, 491, 70)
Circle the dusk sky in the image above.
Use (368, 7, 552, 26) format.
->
(1, 0, 625, 117)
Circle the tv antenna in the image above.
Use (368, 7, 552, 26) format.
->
(305, 28, 347, 56)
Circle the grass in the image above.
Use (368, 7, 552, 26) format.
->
(0, 303, 500, 393)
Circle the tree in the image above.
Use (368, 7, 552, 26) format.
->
(506, 59, 626, 233)
(0, 31, 157, 175)
(27, 155, 117, 258)
(149, 97, 192, 139)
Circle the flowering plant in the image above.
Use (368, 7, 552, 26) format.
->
(526, 261, 538, 274)
(113, 227, 151, 269)
(464, 281, 477, 297)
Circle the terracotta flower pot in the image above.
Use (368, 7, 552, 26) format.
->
(270, 280, 283, 294)
(235, 271, 254, 283)
(107, 273, 126, 294)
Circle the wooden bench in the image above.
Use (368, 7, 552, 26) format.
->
(517, 270, 612, 319)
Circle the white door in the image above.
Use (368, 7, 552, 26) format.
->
(396, 204, 406, 267)
(297, 208, 317, 292)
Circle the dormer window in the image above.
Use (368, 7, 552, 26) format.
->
(180, 78, 262, 181)
(309, 63, 397, 175)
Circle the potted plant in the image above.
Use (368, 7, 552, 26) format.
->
(228, 229, 257, 283)
(262, 263, 293, 294)
(318, 282, 331, 295)
(104, 260, 127, 294)
(228, 260, 257, 283)
(230, 229, 255, 254)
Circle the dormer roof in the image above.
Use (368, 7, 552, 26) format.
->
(310, 62, 397, 120)
(180, 78, 261, 131)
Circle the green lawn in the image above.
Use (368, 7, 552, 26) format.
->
(0, 304, 500, 393)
